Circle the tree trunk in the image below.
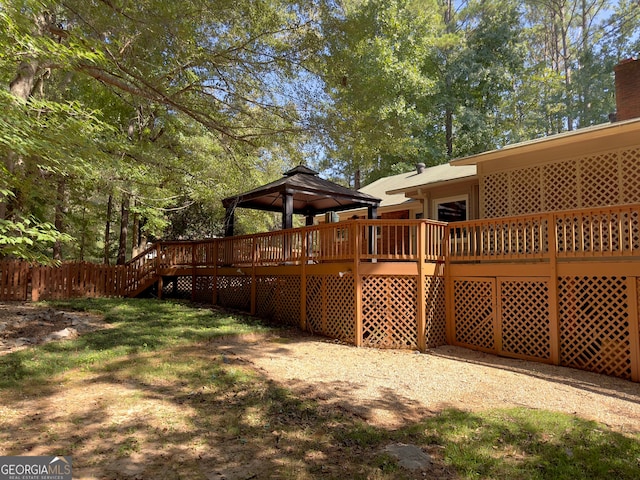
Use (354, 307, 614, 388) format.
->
(131, 202, 143, 257)
(2, 13, 50, 221)
(104, 194, 113, 265)
(445, 108, 453, 158)
(79, 206, 86, 261)
(53, 177, 66, 261)
(117, 193, 130, 265)
(443, 0, 454, 158)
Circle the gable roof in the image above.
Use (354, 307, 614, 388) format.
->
(360, 163, 477, 208)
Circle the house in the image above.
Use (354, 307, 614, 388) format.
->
(321, 57, 640, 381)
(336, 162, 478, 222)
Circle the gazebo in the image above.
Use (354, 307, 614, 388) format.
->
(221, 165, 381, 236)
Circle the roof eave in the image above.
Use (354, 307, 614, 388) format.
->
(450, 118, 640, 166)
(385, 174, 478, 196)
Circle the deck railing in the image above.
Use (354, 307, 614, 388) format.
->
(154, 219, 448, 270)
(448, 203, 640, 262)
(3, 208, 639, 301)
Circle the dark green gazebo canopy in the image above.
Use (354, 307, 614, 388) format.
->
(221, 165, 381, 236)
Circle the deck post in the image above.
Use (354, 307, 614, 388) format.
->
(353, 221, 363, 347)
(157, 274, 163, 300)
(367, 206, 377, 259)
(212, 240, 219, 305)
(300, 229, 307, 331)
(445, 225, 455, 345)
(548, 212, 560, 365)
(155, 243, 162, 299)
(191, 242, 196, 302)
(31, 266, 40, 302)
(417, 222, 427, 352)
(627, 277, 640, 382)
(250, 236, 257, 315)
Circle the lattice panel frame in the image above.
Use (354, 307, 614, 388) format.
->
(425, 276, 446, 348)
(193, 276, 214, 303)
(303, 275, 355, 343)
(499, 279, 551, 360)
(274, 276, 301, 326)
(621, 147, 640, 204)
(581, 152, 620, 208)
(511, 166, 542, 215)
(325, 275, 355, 342)
(453, 279, 496, 350)
(217, 275, 251, 312)
(255, 276, 277, 319)
(361, 276, 418, 349)
(484, 146, 640, 220)
(305, 276, 323, 335)
(482, 171, 509, 218)
(542, 159, 580, 213)
(558, 276, 633, 379)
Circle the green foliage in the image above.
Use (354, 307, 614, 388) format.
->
(0, 216, 70, 263)
(0, 0, 323, 260)
(1, 0, 637, 258)
(318, 0, 442, 183)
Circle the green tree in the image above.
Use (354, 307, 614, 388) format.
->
(318, 0, 442, 187)
(0, 0, 324, 261)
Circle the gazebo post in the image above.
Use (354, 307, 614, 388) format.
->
(224, 206, 235, 237)
(367, 206, 378, 258)
(282, 192, 294, 230)
(282, 192, 294, 260)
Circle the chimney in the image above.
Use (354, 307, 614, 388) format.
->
(416, 163, 426, 174)
(614, 57, 640, 121)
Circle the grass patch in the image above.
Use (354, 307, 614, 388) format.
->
(0, 298, 271, 389)
(407, 408, 640, 479)
(0, 298, 639, 479)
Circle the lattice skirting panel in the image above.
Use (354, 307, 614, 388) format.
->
(255, 276, 277, 319)
(425, 276, 447, 348)
(217, 275, 251, 312)
(558, 276, 635, 380)
(193, 275, 214, 303)
(499, 279, 551, 360)
(162, 276, 193, 299)
(362, 276, 418, 348)
(453, 278, 496, 350)
(306, 275, 355, 344)
(453, 274, 640, 381)
(254, 275, 301, 327)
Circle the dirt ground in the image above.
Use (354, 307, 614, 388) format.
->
(217, 333, 640, 433)
(1, 302, 640, 479)
(0, 302, 110, 354)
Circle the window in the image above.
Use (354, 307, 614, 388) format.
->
(433, 195, 468, 222)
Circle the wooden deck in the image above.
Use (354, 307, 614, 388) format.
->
(2, 203, 640, 382)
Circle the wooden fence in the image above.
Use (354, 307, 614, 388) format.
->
(0, 260, 29, 301)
